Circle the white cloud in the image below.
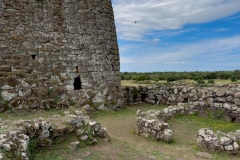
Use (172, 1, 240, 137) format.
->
(120, 35, 240, 71)
(113, 0, 240, 41)
(165, 62, 186, 64)
(152, 38, 160, 43)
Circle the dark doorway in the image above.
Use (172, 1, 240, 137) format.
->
(76, 66, 79, 73)
(133, 95, 138, 102)
(74, 76, 82, 90)
(141, 94, 147, 102)
(31, 55, 36, 59)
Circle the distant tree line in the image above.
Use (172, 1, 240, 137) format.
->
(121, 70, 240, 82)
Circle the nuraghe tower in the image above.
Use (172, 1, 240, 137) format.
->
(0, 0, 123, 111)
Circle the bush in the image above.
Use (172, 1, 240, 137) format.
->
(230, 75, 237, 82)
(133, 75, 148, 81)
(207, 79, 215, 84)
(218, 72, 231, 79)
(166, 76, 179, 82)
(196, 79, 205, 84)
(193, 76, 204, 81)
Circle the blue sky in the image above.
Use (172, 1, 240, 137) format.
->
(112, 0, 240, 72)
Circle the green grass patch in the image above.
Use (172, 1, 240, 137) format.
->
(169, 114, 240, 133)
(91, 104, 166, 119)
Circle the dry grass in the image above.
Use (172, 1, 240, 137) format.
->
(121, 79, 240, 86)
(121, 80, 157, 86)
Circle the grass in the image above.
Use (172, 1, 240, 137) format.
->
(91, 104, 165, 119)
(121, 79, 240, 86)
(169, 115, 240, 133)
(168, 114, 240, 145)
(121, 80, 157, 86)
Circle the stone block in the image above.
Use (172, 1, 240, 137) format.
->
(0, 65, 11, 72)
(216, 88, 227, 97)
(235, 99, 240, 106)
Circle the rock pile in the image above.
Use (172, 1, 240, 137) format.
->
(0, 113, 109, 160)
(197, 128, 240, 155)
(136, 110, 173, 143)
(197, 128, 222, 152)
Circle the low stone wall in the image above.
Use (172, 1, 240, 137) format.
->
(136, 104, 240, 155)
(0, 112, 109, 160)
(123, 84, 240, 122)
(197, 128, 240, 154)
(2, 84, 240, 114)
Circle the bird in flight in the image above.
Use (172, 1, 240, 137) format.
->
(134, 21, 137, 24)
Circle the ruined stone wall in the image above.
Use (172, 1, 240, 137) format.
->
(0, 0, 123, 111)
(123, 85, 240, 121)
(0, 112, 109, 159)
(136, 107, 240, 155)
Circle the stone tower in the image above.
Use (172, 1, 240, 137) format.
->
(0, 0, 123, 111)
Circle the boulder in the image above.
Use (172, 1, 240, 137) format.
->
(215, 88, 227, 97)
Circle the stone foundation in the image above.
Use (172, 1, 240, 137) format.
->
(0, 112, 109, 160)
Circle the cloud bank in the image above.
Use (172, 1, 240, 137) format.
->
(120, 35, 240, 72)
(113, 0, 240, 41)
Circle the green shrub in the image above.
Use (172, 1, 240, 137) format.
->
(193, 76, 204, 81)
(230, 75, 237, 82)
(207, 79, 215, 84)
(166, 76, 179, 82)
(196, 79, 205, 84)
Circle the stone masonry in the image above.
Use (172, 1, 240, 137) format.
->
(0, 0, 123, 111)
(0, 111, 109, 159)
(123, 84, 240, 122)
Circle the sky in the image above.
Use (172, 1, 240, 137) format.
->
(112, 0, 240, 72)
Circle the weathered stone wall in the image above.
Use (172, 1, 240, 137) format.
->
(136, 106, 240, 155)
(123, 85, 240, 121)
(197, 128, 240, 155)
(0, 0, 123, 111)
(0, 111, 109, 159)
